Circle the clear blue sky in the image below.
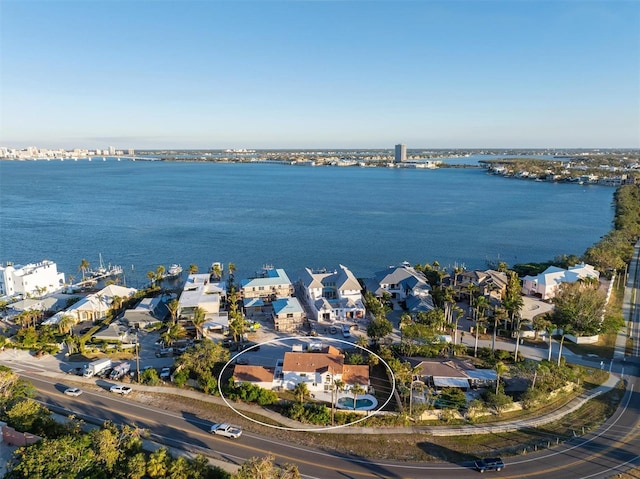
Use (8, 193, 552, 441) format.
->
(1, 0, 639, 149)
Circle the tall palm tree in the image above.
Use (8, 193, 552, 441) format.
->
(227, 262, 236, 278)
(350, 383, 366, 410)
(146, 270, 157, 287)
(492, 307, 508, 353)
(191, 306, 206, 340)
(473, 295, 490, 353)
(166, 299, 180, 324)
(79, 259, 90, 281)
(452, 306, 464, 344)
(331, 378, 345, 425)
(293, 382, 309, 404)
(494, 361, 508, 394)
(188, 264, 198, 274)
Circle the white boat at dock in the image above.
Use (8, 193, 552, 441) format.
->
(166, 264, 183, 277)
(88, 253, 123, 279)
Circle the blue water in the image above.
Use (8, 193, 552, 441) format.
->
(337, 396, 376, 409)
(0, 159, 613, 286)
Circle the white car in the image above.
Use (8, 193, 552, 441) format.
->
(64, 387, 83, 397)
(159, 367, 171, 380)
(109, 385, 132, 395)
(210, 423, 242, 439)
(342, 324, 351, 338)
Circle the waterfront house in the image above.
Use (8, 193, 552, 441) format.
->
(522, 263, 600, 300)
(363, 263, 434, 313)
(177, 274, 228, 331)
(455, 269, 508, 304)
(240, 267, 294, 301)
(0, 260, 66, 298)
(297, 265, 365, 323)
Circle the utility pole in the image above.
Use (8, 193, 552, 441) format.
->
(135, 333, 141, 383)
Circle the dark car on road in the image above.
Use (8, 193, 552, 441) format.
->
(474, 457, 505, 473)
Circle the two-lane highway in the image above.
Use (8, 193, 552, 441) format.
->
(18, 368, 640, 479)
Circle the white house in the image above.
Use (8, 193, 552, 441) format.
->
(0, 260, 66, 298)
(298, 265, 365, 323)
(64, 284, 137, 323)
(177, 274, 229, 331)
(522, 263, 600, 300)
(279, 345, 369, 395)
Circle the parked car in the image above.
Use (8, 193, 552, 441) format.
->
(159, 367, 171, 380)
(474, 457, 505, 472)
(239, 342, 260, 352)
(342, 324, 351, 338)
(67, 367, 84, 376)
(155, 347, 173, 358)
(109, 385, 132, 395)
(210, 423, 242, 439)
(64, 387, 83, 397)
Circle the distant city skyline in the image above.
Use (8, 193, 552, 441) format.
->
(1, 1, 638, 149)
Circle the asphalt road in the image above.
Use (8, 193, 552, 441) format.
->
(12, 364, 639, 479)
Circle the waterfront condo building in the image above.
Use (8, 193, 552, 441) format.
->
(0, 260, 66, 298)
(394, 144, 407, 163)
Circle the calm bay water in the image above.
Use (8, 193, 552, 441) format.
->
(0, 158, 614, 285)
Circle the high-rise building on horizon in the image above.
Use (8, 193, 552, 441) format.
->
(394, 144, 406, 163)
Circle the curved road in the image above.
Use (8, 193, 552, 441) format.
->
(10, 363, 638, 479)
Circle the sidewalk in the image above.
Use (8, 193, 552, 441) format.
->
(6, 349, 623, 437)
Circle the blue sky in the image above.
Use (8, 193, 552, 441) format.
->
(1, 0, 639, 149)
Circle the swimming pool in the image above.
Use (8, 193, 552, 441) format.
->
(336, 394, 378, 411)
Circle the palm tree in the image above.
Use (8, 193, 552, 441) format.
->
(79, 258, 90, 280)
(474, 295, 490, 357)
(350, 383, 366, 410)
(212, 263, 222, 281)
(293, 382, 309, 404)
(494, 361, 508, 394)
(161, 322, 186, 347)
(512, 315, 524, 362)
(166, 299, 180, 324)
(146, 270, 156, 287)
(191, 306, 206, 340)
(491, 307, 508, 353)
(227, 262, 236, 278)
(188, 264, 198, 274)
(111, 295, 123, 313)
(452, 306, 464, 344)
(57, 314, 75, 335)
(330, 378, 345, 425)
(156, 265, 166, 281)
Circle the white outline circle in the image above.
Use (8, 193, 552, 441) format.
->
(217, 335, 396, 431)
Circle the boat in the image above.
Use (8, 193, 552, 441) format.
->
(167, 264, 183, 277)
(88, 253, 123, 278)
